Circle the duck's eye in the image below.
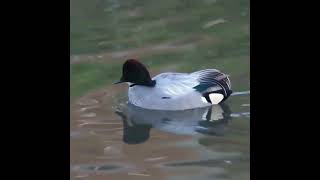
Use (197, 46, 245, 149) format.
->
(161, 97, 171, 99)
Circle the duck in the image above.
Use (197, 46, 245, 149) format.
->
(115, 103, 232, 144)
(114, 59, 232, 110)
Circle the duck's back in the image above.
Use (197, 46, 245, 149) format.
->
(128, 70, 231, 110)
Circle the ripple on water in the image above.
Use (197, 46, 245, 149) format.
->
(144, 156, 168, 162)
(71, 163, 130, 174)
(79, 113, 97, 118)
(70, 130, 92, 139)
(162, 156, 248, 169)
(71, 90, 250, 179)
(231, 91, 250, 96)
(77, 99, 99, 106)
(230, 112, 250, 118)
(78, 105, 100, 112)
(128, 172, 151, 177)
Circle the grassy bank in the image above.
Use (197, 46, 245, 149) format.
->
(70, 0, 250, 98)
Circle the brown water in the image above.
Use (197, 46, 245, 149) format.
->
(70, 86, 250, 180)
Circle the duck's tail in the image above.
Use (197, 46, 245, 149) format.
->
(192, 69, 232, 104)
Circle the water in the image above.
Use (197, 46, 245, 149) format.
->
(70, 90, 250, 180)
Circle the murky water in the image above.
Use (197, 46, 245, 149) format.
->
(70, 90, 250, 180)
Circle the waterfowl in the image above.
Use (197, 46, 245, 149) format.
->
(115, 59, 232, 110)
(115, 103, 232, 143)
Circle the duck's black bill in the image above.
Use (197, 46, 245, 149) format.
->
(114, 80, 124, 84)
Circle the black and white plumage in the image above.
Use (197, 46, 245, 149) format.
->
(192, 69, 232, 104)
(115, 59, 232, 110)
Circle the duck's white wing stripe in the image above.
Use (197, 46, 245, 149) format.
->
(226, 76, 231, 89)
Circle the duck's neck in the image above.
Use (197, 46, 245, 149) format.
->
(130, 80, 156, 87)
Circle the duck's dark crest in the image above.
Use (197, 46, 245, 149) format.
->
(118, 59, 156, 87)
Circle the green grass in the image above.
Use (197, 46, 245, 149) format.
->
(70, 0, 250, 99)
(71, 0, 249, 54)
(70, 62, 122, 97)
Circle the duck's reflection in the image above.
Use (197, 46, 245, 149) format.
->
(115, 103, 232, 144)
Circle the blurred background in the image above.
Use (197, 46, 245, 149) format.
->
(70, 0, 249, 98)
(70, 0, 250, 179)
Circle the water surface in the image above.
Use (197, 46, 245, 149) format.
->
(70, 90, 250, 180)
